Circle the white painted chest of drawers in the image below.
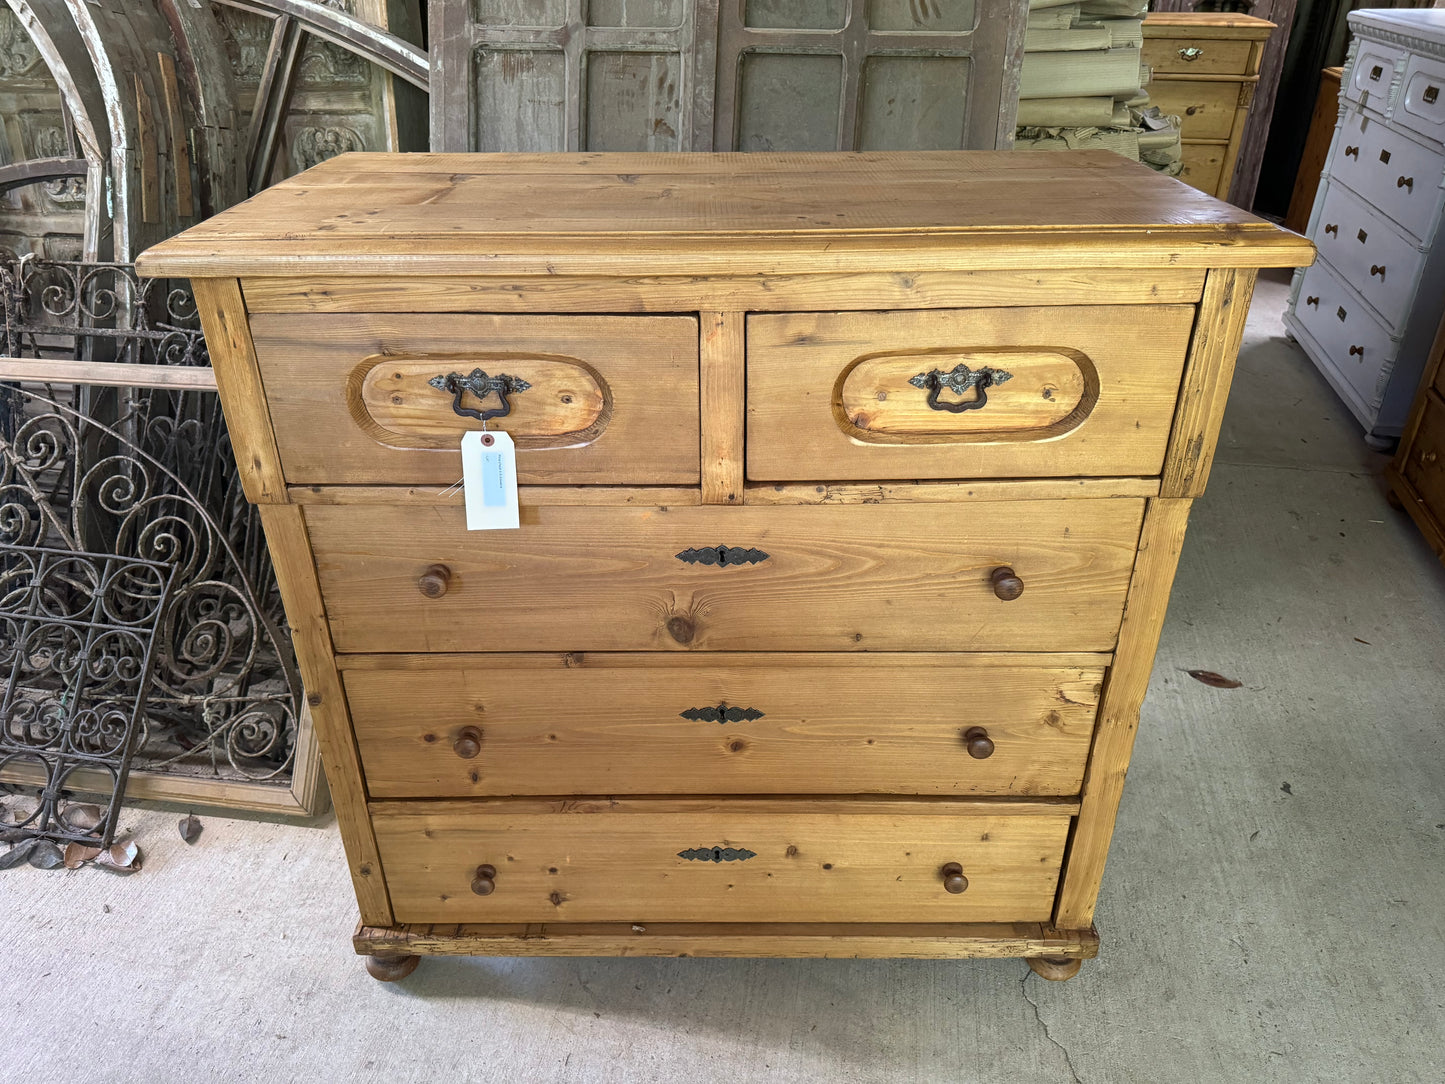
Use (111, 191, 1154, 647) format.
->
(1286, 8, 1445, 443)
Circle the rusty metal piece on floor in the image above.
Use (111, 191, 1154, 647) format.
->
(0, 544, 174, 849)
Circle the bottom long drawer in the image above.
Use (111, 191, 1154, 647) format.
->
(373, 800, 1071, 924)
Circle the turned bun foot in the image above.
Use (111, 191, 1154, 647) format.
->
(1026, 955, 1083, 982)
(365, 954, 420, 982)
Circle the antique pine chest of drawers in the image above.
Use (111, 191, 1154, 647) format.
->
(136, 151, 1311, 982)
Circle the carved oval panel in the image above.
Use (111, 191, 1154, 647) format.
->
(836, 348, 1099, 445)
(350, 354, 610, 450)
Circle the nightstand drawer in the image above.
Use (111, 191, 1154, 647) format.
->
(1149, 80, 1239, 140)
(1179, 142, 1227, 196)
(1143, 36, 1253, 76)
(746, 306, 1192, 482)
(308, 498, 1145, 653)
(343, 654, 1105, 798)
(1402, 392, 1445, 509)
(248, 313, 700, 486)
(373, 801, 1072, 924)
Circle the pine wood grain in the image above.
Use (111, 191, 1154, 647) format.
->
(1054, 497, 1192, 928)
(343, 656, 1104, 798)
(134, 151, 1314, 280)
(354, 921, 1101, 960)
(746, 479, 1161, 504)
(748, 306, 1193, 481)
(700, 312, 744, 505)
(189, 278, 287, 504)
(372, 805, 1071, 924)
(305, 499, 1146, 654)
(239, 268, 1209, 315)
(1161, 268, 1259, 497)
(248, 312, 700, 486)
(258, 503, 393, 925)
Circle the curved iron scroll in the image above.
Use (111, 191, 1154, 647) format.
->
(909, 363, 1013, 413)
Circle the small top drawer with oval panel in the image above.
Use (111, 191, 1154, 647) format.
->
(1343, 39, 1406, 113)
(1395, 52, 1445, 145)
(247, 313, 700, 486)
(746, 306, 1193, 481)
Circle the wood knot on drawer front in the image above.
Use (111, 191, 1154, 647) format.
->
(666, 615, 696, 644)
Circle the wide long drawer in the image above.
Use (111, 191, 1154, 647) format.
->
(247, 313, 700, 485)
(372, 800, 1072, 924)
(1290, 262, 1396, 415)
(1313, 180, 1424, 331)
(307, 498, 1145, 653)
(746, 306, 1193, 482)
(343, 654, 1105, 798)
(1329, 107, 1445, 243)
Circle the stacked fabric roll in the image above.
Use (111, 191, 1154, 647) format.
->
(1014, 0, 1183, 177)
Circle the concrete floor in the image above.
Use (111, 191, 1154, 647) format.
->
(2, 270, 1442, 1084)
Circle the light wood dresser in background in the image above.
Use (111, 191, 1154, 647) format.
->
(136, 152, 1311, 982)
(1143, 13, 1275, 201)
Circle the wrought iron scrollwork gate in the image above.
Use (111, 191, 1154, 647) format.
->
(1, 255, 309, 814)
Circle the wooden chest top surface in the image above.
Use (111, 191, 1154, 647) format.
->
(135, 151, 1311, 278)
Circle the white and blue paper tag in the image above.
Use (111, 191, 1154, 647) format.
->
(461, 430, 519, 530)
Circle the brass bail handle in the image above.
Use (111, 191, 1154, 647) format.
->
(910, 363, 1013, 414)
(429, 368, 531, 423)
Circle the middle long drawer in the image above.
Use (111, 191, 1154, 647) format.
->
(307, 498, 1145, 653)
(342, 654, 1106, 797)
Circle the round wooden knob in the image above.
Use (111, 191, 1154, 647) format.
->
(453, 725, 483, 759)
(963, 726, 995, 759)
(418, 563, 452, 599)
(990, 567, 1024, 601)
(941, 862, 968, 894)
(471, 864, 497, 896)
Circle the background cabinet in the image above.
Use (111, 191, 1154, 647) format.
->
(428, 0, 1028, 152)
(1285, 8, 1445, 444)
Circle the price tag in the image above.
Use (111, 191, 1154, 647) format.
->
(461, 430, 519, 530)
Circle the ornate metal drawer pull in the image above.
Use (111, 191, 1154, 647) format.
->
(1398, 175, 1414, 192)
(1349, 344, 1365, 357)
(428, 368, 531, 422)
(1178, 47, 1203, 61)
(1371, 264, 1386, 280)
(680, 704, 765, 724)
(1344, 146, 1359, 159)
(910, 362, 1013, 413)
(679, 846, 756, 862)
(1324, 223, 1338, 236)
(676, 545, 770, 566)
(1306, 295, 1319, 307)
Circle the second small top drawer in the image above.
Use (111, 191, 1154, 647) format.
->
(747, 306, 1193, 481)
(248, 312, 700, 486)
